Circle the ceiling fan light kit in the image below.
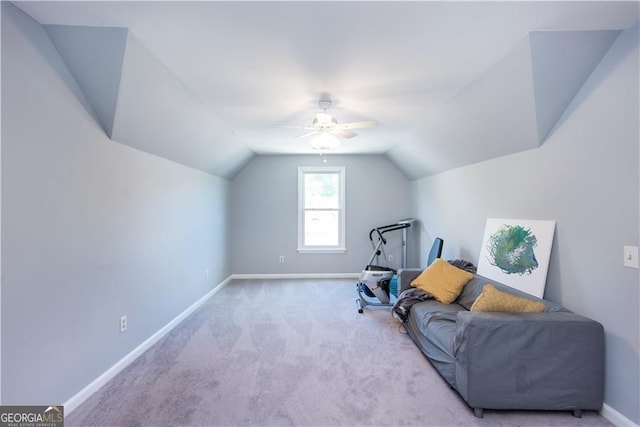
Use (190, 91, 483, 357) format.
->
(310, 132, 340, 151)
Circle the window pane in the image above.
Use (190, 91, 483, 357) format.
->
(298, 166, 345, 252)
(304, 210, 339, 246)
(304, 173, 339, 209)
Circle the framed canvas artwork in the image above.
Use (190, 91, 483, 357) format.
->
(477, 218, 556, 298)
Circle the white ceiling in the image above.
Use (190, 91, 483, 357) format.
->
(13, 1, 640, 179)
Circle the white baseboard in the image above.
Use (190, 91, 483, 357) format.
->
(231, 273, 361, 279)
(601, 403, 639, 427)
(64, 276, 232, 414)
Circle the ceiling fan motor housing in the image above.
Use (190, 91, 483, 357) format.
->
(318, 99, 332, 111)
(313, 113, 337, 129)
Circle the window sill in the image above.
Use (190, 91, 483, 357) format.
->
(297, 247, 346, 254)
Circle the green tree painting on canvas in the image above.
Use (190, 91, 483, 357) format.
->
(477, 219, 556, 298)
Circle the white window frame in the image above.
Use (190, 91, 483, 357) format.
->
(297, 166, 346, 253)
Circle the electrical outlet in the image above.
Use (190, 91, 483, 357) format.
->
(623, 246, 639, 269)
(205, 269, 210, 279)
(388, 255, 394, 262)
(120, 315, 127, 333)
(279, 256, 285, 263)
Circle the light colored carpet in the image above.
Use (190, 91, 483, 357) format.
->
(67, 279, 612, 426)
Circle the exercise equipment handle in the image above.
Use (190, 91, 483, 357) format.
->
(368, 222, 411, 243)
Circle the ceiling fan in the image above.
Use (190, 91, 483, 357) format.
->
(281, 99, 377, 147)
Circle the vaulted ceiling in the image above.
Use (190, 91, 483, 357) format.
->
(13, 1, 639, 180)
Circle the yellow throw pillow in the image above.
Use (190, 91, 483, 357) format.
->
(470, 284, 545, 313)
(410, 259, 474, 304)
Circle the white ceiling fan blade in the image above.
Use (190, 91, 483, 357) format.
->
(331, 129, 357, 139)
(296, 130, 320, 139)
(275, 125, 311, 130)
(336, 120, 377, 130)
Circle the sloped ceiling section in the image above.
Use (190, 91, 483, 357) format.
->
(44, 24, 254, 180)
(45, 25, 127, 138)
(387, 34, 538, 179)
(387, 29, 621, 180)
(529, 29, 622, 142)
(44, 23, 620, 181)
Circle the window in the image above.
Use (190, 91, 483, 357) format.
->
(298, 166, 345, 252)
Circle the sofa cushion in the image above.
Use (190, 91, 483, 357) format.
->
(455, 275, 491, 310)
(455, 274, 566, 313)
(471, 284, 545, 313)
(410, 259, 474, 304)
(411, 300, 465, 359)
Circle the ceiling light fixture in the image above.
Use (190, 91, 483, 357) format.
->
(310, 132, 340, 151)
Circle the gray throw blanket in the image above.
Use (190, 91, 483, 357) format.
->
(392, 288, 433, 322)
(448, 259, 477, 273)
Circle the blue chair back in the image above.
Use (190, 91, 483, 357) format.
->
(427, 238, 444, 266)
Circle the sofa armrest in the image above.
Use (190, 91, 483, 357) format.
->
(454, 311, 604, 411)
(397, 268, 422, 293)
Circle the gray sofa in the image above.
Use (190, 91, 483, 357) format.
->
(397, 269, 605, 418)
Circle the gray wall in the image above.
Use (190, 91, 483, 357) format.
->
(1, 3, 231, 405)
(411, 25, 639, 423)
(230, 155, 415, 274)
(2, 0, 637, 422)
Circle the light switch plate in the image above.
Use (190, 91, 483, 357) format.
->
(623, 246, 639, 269)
